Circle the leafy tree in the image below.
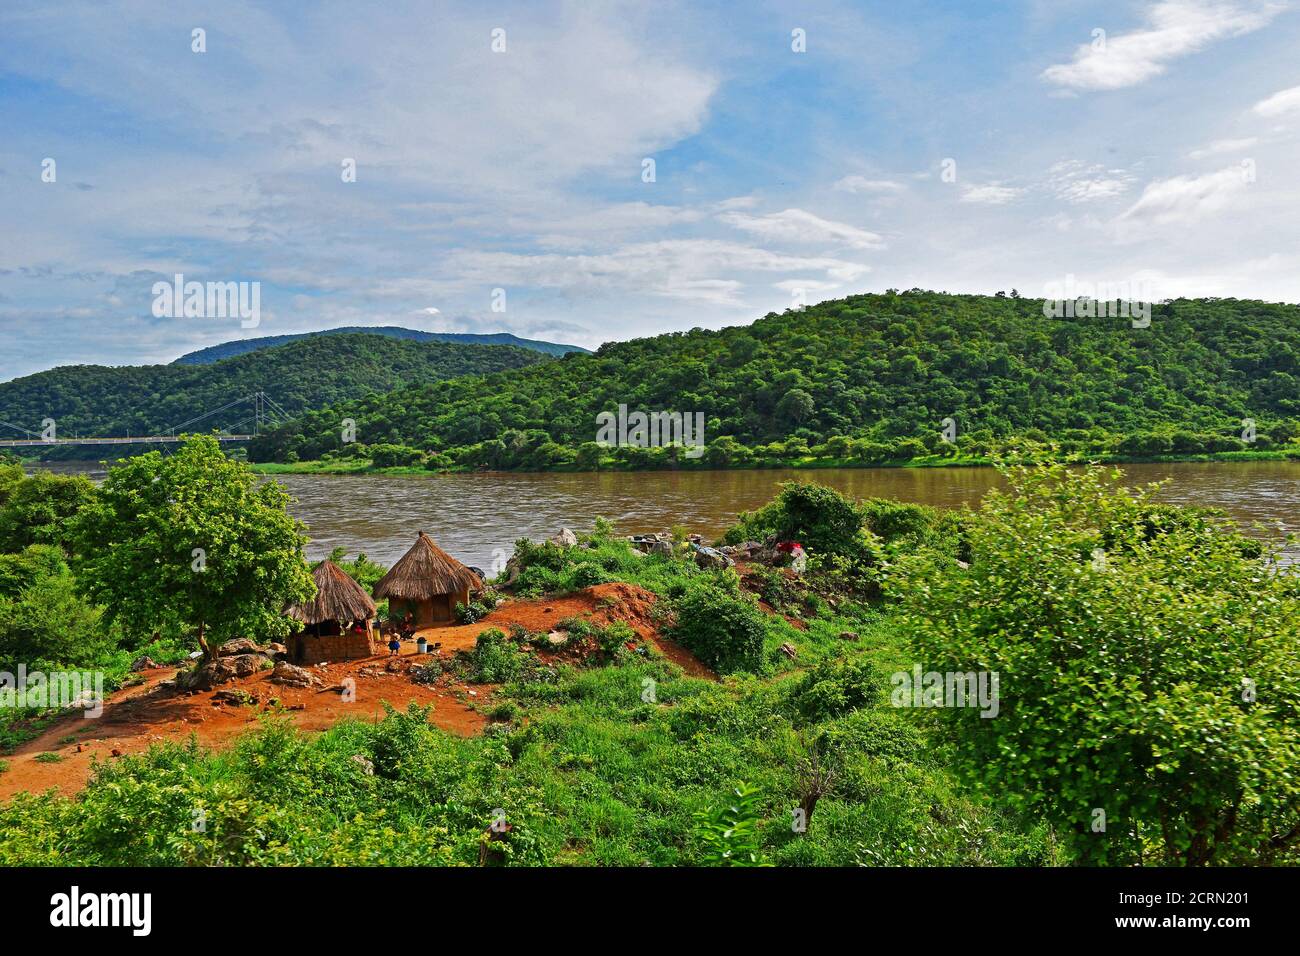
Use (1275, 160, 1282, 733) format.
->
(0, 471, 97, 553)
(892, 462, 1300, 865)
(71, 435, 314, 660)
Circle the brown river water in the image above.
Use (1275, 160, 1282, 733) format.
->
(266, 462, 1300, 569)
(37, 460, 1300, 568)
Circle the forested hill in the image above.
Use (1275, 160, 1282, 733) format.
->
(249, 291, 1300, 468)
(172, 326, 590, 364)
(0, 333, 549, 441)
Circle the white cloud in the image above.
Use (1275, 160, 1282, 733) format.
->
(1188, 136, 1260, 157)
(1119, 165, 1252, 227)
(438, 239, 872, 305)
(718, 208, 886, 250)
(1048, 161, 1136, 202)
(832, 175, 905, 194)
(1041, 1, 1286, 92)
(959, 184, 1023, 205)
(1251, 84, 1300, 116)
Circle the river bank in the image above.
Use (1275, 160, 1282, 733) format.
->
(247, 446, 1300, 477)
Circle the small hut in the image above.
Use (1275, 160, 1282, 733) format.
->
(286, 560, 378, 664)
(373, 531, 481, 628)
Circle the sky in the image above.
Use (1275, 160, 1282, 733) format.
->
(2, 0, 1299, 379)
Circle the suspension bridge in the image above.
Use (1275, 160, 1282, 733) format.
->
(0, 391, 293, 448)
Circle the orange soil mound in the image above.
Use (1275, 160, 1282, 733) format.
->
(0, 584, 713, 801)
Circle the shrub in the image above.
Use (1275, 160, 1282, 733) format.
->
(460, 629, 531, 683)
(671, 581, 767, 674)
(785, 654, 884, 723)
(892, 461, 1300, 866)
(569, 561, 612, 590)
(368, 444, 427, 468)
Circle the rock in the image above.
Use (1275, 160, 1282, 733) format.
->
(693, 546, 735, 571)
(219, 637, 267, 657)
(176, 657, 238, 690)
(839, 631, 859, 642)
(226, 653, 267, 678)
(270, 662, 320, 688)
(351, 754, 375, 775)
(779, 642, 798, 660)
(266, 643, 287, 656)
(546, 630, 569, 647)
(550, 527, 579, 548)
(129, 655, 158, 672)
(956, 560, 970, 570)
(649, 540, 673, 558)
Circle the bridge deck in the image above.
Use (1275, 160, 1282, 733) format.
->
(0, 435, 253, 447)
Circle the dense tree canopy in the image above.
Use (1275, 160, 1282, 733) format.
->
(0, 333, 549, 446)
(247, 291, 1300, 468)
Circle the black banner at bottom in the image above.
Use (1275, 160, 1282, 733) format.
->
(0, 865, 1274, 942)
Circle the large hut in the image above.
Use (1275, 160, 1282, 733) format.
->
(373, 531, 482, 628)
(286, 559, 378, 664)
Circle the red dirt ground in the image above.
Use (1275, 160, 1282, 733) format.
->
(0, 583, 710, 800)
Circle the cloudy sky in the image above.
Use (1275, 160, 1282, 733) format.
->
(2, 0, 1299, 378)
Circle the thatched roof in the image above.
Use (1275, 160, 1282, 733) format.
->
(287, 560, 377, 624)
(373, 531, 481, 600)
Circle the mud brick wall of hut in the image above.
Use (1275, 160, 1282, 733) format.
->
(295, 632, 374, 664)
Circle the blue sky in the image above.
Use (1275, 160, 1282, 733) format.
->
(2, 0, 1299, 379)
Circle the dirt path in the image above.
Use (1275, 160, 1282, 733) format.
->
(0, 583, 711, 800)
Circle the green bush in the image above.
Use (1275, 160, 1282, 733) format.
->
(785, 654, 884, 723)
(892, 461, 1300, 866)
(671, 581, 768, 674)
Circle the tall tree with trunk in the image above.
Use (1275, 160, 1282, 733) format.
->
(72, 435, 314, 660)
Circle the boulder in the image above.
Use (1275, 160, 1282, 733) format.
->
(693, 546, 734, 571)
(779, 642, 798, 660)
(129, 655, 159, 672)
(226, 653, 267, 678)
(649, 540, 673, 558)
(270, 662, 320, 688)
(219, 637, 268, 657)
(550, 527, 579, 548)
(177, 657, 238, 690)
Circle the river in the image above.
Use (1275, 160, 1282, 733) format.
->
(263, 461, 1300, 568)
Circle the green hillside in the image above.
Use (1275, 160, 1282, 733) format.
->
(249, 291, 1300, 469)
(0, 333, 550, 446)
(172, 326, 590, 365)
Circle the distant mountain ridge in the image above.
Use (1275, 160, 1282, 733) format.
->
(0, 332, 549, 449)
(173, 327, 591, 364)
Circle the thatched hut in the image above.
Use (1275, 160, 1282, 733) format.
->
(373, 531, 481, 628)
(286, 559, 378, 663)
